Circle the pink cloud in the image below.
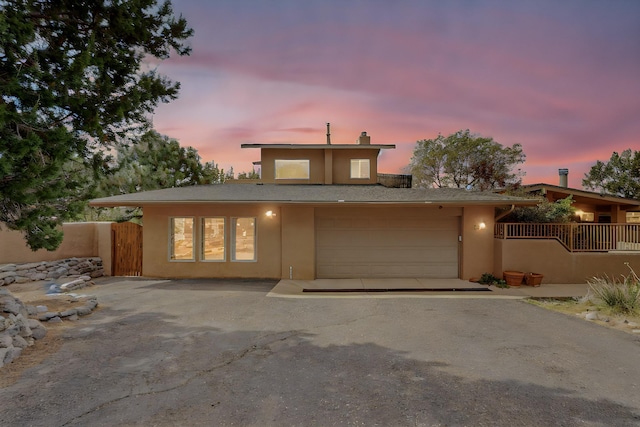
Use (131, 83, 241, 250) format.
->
(152, 0, 640, 188)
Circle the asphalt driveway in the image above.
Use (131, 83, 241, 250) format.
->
(1, 277, 640, 426)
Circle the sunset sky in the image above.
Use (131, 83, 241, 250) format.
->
(152, 0, 640, 188)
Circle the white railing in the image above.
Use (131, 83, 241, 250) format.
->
(495, 223, 640, 252)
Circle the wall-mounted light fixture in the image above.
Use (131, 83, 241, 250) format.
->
(265, 210, 276, 218)
(474, 222, 486, 230)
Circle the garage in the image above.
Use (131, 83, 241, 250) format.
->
(316, 207, 460, 278)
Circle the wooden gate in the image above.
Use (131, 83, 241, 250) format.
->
(111, 222, 143, 276)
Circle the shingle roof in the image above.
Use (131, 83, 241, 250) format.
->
(241, 143, 395, 149)
(521, 183, 640, 206)
(90, 184, 537, 207)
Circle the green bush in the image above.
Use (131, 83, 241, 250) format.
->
(500, 195, 576, 223)
(478, 273, 508, 288)
(587, 264, 640, 314)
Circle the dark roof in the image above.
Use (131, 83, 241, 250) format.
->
(521, 183, 640, 207)
(241, 143, 395, 150)
(90, 184, 537, 207)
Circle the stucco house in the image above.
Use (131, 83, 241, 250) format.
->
(518, 170, 640, 223)
(89, 132, 540, 281)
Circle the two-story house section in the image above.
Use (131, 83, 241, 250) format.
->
(91, 131, 534, 281)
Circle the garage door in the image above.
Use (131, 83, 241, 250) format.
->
(316, 207, 460, 278)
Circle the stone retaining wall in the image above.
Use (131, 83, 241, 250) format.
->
(0, 288, 48, 368)
(0, 257, 104, 286)
(1, 279, 100, 368)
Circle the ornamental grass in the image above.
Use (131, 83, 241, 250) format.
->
(587, 263, 640, 315)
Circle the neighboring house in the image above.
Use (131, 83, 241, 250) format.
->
(90, 132, 537, 281)
(517, 168, 640, 223)
(519, 183, 640, 224)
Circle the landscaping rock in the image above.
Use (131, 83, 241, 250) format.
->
(0, 271, 17, 281)
(60, 309, 78, 318)
(0, 264, 103, 368)
(12, 335, 29, 349)
(0, 334, 13, 348)
(586, 312, 599, 321)
(38, 312, 60, 321)
(3, 347, 22, 364)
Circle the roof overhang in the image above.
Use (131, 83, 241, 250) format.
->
(89, 184, 538, 208)
(241, 143, 396, 150)
(522, 184, 640, 209)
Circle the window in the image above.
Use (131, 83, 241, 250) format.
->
(578, 212, 594, 222)
(232, 217, 256, 261)
(350, 159, 370, 179)
(275, 159, 309, 179)
(170, 217, 194, 261)
(202, 218, 225, 261)
(627, 212, 640, 223)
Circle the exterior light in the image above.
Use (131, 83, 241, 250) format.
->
(475, 222, 486, 230)
(265, 210, 276, 218)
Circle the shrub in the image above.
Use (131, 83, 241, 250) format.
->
(500, 195, 576, 223)
(478, 273, 508, 288)
(587, 264, 640, 314)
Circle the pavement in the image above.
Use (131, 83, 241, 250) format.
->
(2, 277, 638, 427)
(270, 278, 590, 299)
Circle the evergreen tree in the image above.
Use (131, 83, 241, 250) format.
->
(0, 0, 192, 250)
(98, 130, 225, 196)
(582, 149, 640, 199)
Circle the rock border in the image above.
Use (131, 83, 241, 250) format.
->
(0, 284, 99, 369)
(0, 257, 104, 286)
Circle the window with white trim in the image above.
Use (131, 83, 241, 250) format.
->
(201, 217, 225, 261)
(350, 159, 370, 179)
(170, 217, 194, 261)
(275, 159, 309, 179)
(232, 217, 256, 261)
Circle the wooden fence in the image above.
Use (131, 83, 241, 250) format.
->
(495, 223, 640, 252)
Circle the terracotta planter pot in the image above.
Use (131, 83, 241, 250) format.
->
(525, 273, 543, 287)
(503, 271, 525, 287)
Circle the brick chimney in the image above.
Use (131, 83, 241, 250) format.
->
(357, 131, 370, 145)
(559, 168, 568, 187)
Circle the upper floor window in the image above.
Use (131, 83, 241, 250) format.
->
(275, 159, 309, 179)
(350, 159, 370, 179)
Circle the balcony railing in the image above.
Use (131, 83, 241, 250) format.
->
(495, 223, 640, 252)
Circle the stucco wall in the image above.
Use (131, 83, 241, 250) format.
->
(331, 149, 378, 184)
(260, 149, 326, 184)
(281, 206, 315, 279)
(258, 147, 381, 185)
(142, 204, 282, 279)
(0, 222, 112, 275)
(461, 206, 495, 280)
(494, 238, 640, 283)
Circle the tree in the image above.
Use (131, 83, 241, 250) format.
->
(409, 129, 526, 190)
(98, 130, 225, 196)
(237, 170, 260, 180)
(0, 0, 192, 250)
(500, 196, 576, 223)
(582, 149, 640, 199)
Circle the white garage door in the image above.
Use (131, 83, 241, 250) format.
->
(316, 207, 460, 278)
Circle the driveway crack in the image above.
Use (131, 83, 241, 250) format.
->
(61, 330, 302, 426)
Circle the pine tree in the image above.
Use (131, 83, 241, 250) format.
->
(0, 0, 192, 250)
